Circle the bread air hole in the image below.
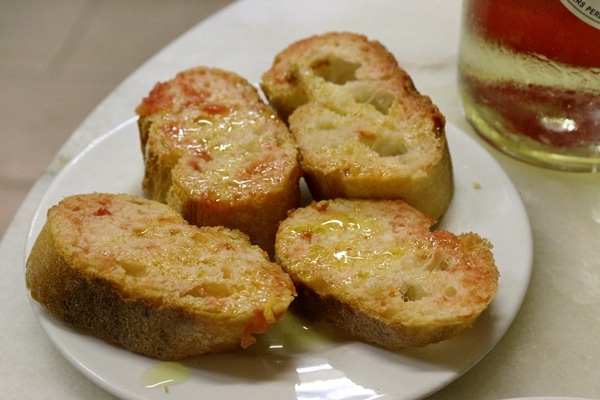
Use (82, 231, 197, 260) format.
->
(403, 283, 427, 302)
(357, 130, 407, 157)
(310, 56, 360, 85)
(119, 260, 148, 278)
(185, 282, 233, 298)
(351, 86, 394, 115)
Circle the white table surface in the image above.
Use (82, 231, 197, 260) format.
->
(2, 1, 599, 399)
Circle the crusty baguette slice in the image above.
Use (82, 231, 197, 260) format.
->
(136, 67, 302, 256)
(275, 198, 499, 349)
(261, 32, 453, 219)
(26, 193, 296, 360)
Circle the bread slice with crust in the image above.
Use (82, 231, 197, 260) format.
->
(275, 198, 499, 349)
(26, 193, 296, 360)
(261, 32, 453, 219)
(136, 67, 302, 256)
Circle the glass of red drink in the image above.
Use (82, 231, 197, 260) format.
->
(458, 0, 600, 171)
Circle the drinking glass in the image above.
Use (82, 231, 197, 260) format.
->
(458, 0, 600, 171)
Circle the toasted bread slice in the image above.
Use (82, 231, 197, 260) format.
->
(136, 67, 302, 255)
(26, 193, 296, 360)
(275, 198, 499, 349)
(261, 32, 453, 219)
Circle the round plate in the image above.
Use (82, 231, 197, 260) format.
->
(25, 120, 532, 400)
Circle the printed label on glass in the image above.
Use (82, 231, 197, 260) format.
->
(560, 0, 600, 29)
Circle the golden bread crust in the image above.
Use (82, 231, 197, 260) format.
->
(261, 32, 453, 219)
(275, 198, 499, 348)
(26, 193, 296, 360)
(136, 67, 302, 255)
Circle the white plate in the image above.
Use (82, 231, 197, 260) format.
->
(25, 120, 532, 400)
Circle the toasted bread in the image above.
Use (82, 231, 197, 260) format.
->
(261, 32, 453, 219)
(26, 193, 296, 360)
(136, 67, 302, 255)
(275, 198, 499, 349)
